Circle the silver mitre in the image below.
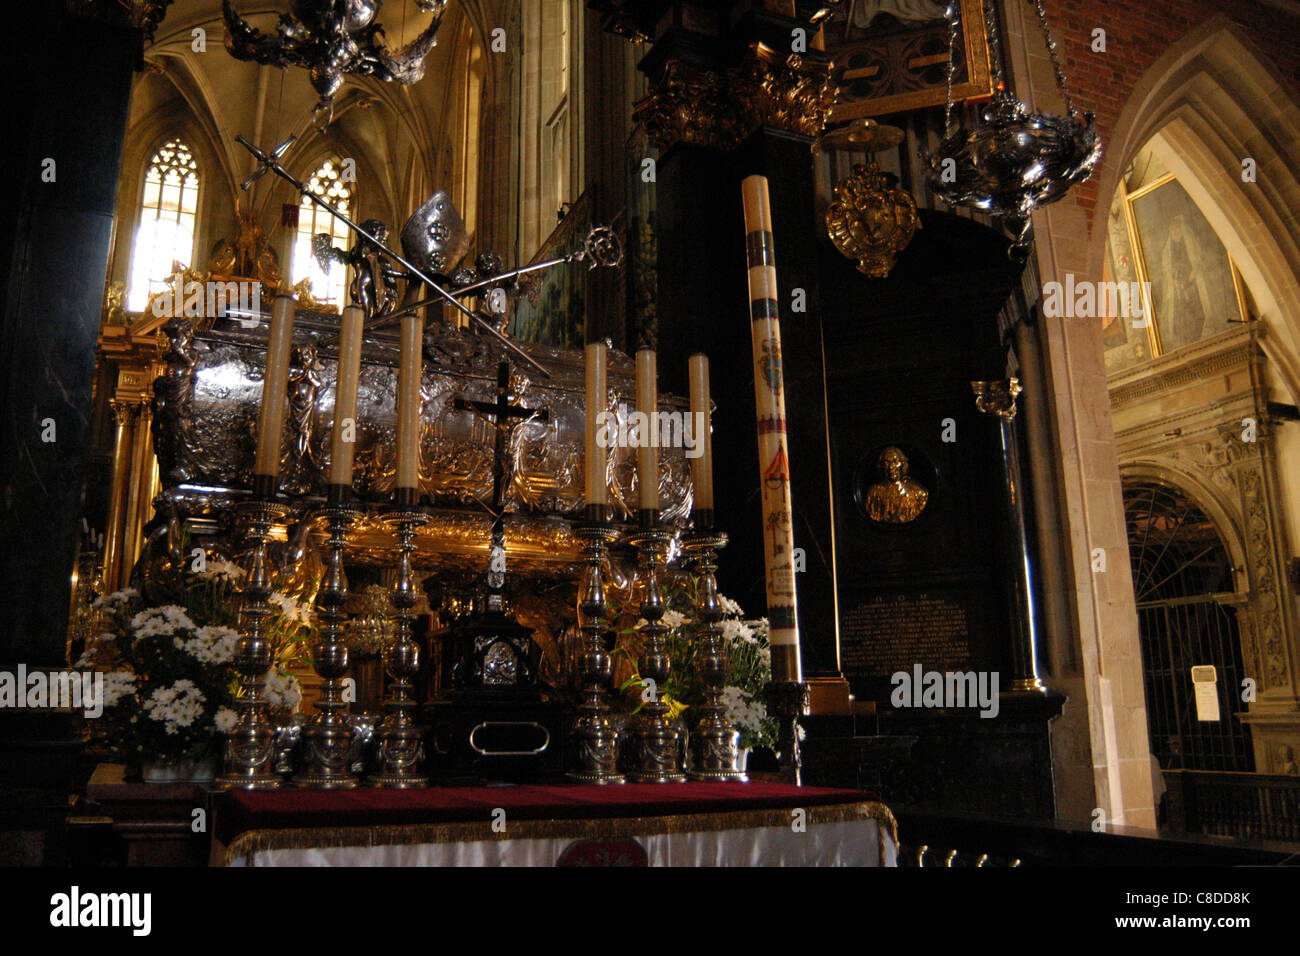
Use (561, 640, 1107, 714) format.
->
(401, 191, 470, 278)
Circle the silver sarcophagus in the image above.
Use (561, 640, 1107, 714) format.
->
(150, 311, 694, 575)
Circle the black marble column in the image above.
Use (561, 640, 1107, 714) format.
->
(0, 6, 139, 664)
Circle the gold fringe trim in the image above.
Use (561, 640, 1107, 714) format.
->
(224, 800, 899, 866)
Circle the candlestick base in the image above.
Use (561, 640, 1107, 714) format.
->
(294, 503, 365, 790)
(370, 507, 430, 790)
(683, 531, 747, 782)
(625, 526, 686, 784)
(217, 498, 292, 791)
(765, 680, 810, 786)
(568, 521, 625, 785)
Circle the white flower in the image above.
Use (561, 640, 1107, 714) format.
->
(262, 670, 302, 710)
(102, 672, 136, 707)
(93, 588, 138, 610)
(202, 557, 244, 581)
(721, 618, 757, 645)
(130, 605, 195, 638)
(661, 609, 688, 630)
(142, 679, 206, 734)
(268, 592, 313, 626)
(178, 625, 240, 665)
(213, 707, 238, 734)
(718, 594, 744, 617)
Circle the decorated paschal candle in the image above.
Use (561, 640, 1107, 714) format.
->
(741, 175, 803, 684)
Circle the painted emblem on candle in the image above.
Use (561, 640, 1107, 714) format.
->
(758, 338, 783, 394)
(763, 446, 791, 486)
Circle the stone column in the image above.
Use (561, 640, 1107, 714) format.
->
(102, 400, 137, 593)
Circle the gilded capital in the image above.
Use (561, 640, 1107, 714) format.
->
(634, 45, 836, 152)
(972, 379, 1023, 419)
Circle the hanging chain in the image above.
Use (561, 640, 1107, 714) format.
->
(942, 3, 960, 138)
(983, 0, 1005, 89)
(1032, 0, 1075, 116)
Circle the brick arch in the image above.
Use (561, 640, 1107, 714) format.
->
(1088, 15, 1300, 399)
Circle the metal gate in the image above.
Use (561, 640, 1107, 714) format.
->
(1123, 480, 1254, 772)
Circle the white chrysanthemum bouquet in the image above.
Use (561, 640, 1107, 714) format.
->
(76, 531, 314, 769)
(610, 579, 779, 752)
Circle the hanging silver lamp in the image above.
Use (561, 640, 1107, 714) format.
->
(925, 0, 1101, 259)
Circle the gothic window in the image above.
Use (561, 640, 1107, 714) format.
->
(292, 158, 354, 306)
(1123, 479, 1254, 773)
(517, 0, 583, 258)
(127, 139, 200, 312)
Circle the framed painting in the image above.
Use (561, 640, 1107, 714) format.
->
(826, 0, 994, 121)
(1126, 174, 1248, 355)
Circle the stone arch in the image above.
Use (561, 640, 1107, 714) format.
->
(1088, 15, 1300, 401)
(1118, 461, 1249, 595)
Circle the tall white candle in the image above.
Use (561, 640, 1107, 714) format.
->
(395, 311, 424, 494)
(688, 353, 714, 518)
(636, 348, 659, 514)
(329, 304, 365, 490)
(584, 342, 608, 513)
(254, 294, 296, 483)
(741, 175, 802, 683)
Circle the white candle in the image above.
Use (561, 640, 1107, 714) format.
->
(688, 353, 714, 517)
(254, 294, 296, 483)
(636, 348, 658, 514)
(329, 305, 365, 491)
(741, 174, 802, 682)
(395, 311, 424, 494)
(585, 342, 608, 513)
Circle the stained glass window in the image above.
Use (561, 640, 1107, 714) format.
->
(292, 159, 353, 306)
(127, 140, 199, 312)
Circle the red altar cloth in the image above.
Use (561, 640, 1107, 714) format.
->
(215, 781, 877, 846)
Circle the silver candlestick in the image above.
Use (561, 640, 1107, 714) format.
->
(626, 525, 686, 783)
(217, 498, 292, 790)
(294, 500, 364, 788)
(684, 532, 747, 781)
(567, 518, 624, 784)
(369, 507, 429, 788)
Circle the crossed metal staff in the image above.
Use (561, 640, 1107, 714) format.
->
(236, 134, 552, 378)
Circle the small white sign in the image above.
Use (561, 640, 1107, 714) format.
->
(1191, 665, 1220, 722)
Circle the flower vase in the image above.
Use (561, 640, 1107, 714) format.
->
(141, 756, 217, 784)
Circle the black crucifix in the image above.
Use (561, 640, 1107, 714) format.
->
(454, 361, 549, 598)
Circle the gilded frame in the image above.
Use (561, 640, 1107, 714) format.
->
(826, 0, 994, 121)
(1123, 172, 1249, 357)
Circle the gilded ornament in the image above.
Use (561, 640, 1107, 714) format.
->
(825, 162, 919, 278)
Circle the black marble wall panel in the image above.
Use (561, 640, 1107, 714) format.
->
(653, 130, 842, 680)
(0, 9, 138, 663)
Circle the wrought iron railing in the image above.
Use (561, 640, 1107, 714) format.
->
(895, 805, 1297, 866)
(1165, 770, 1300, 842)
